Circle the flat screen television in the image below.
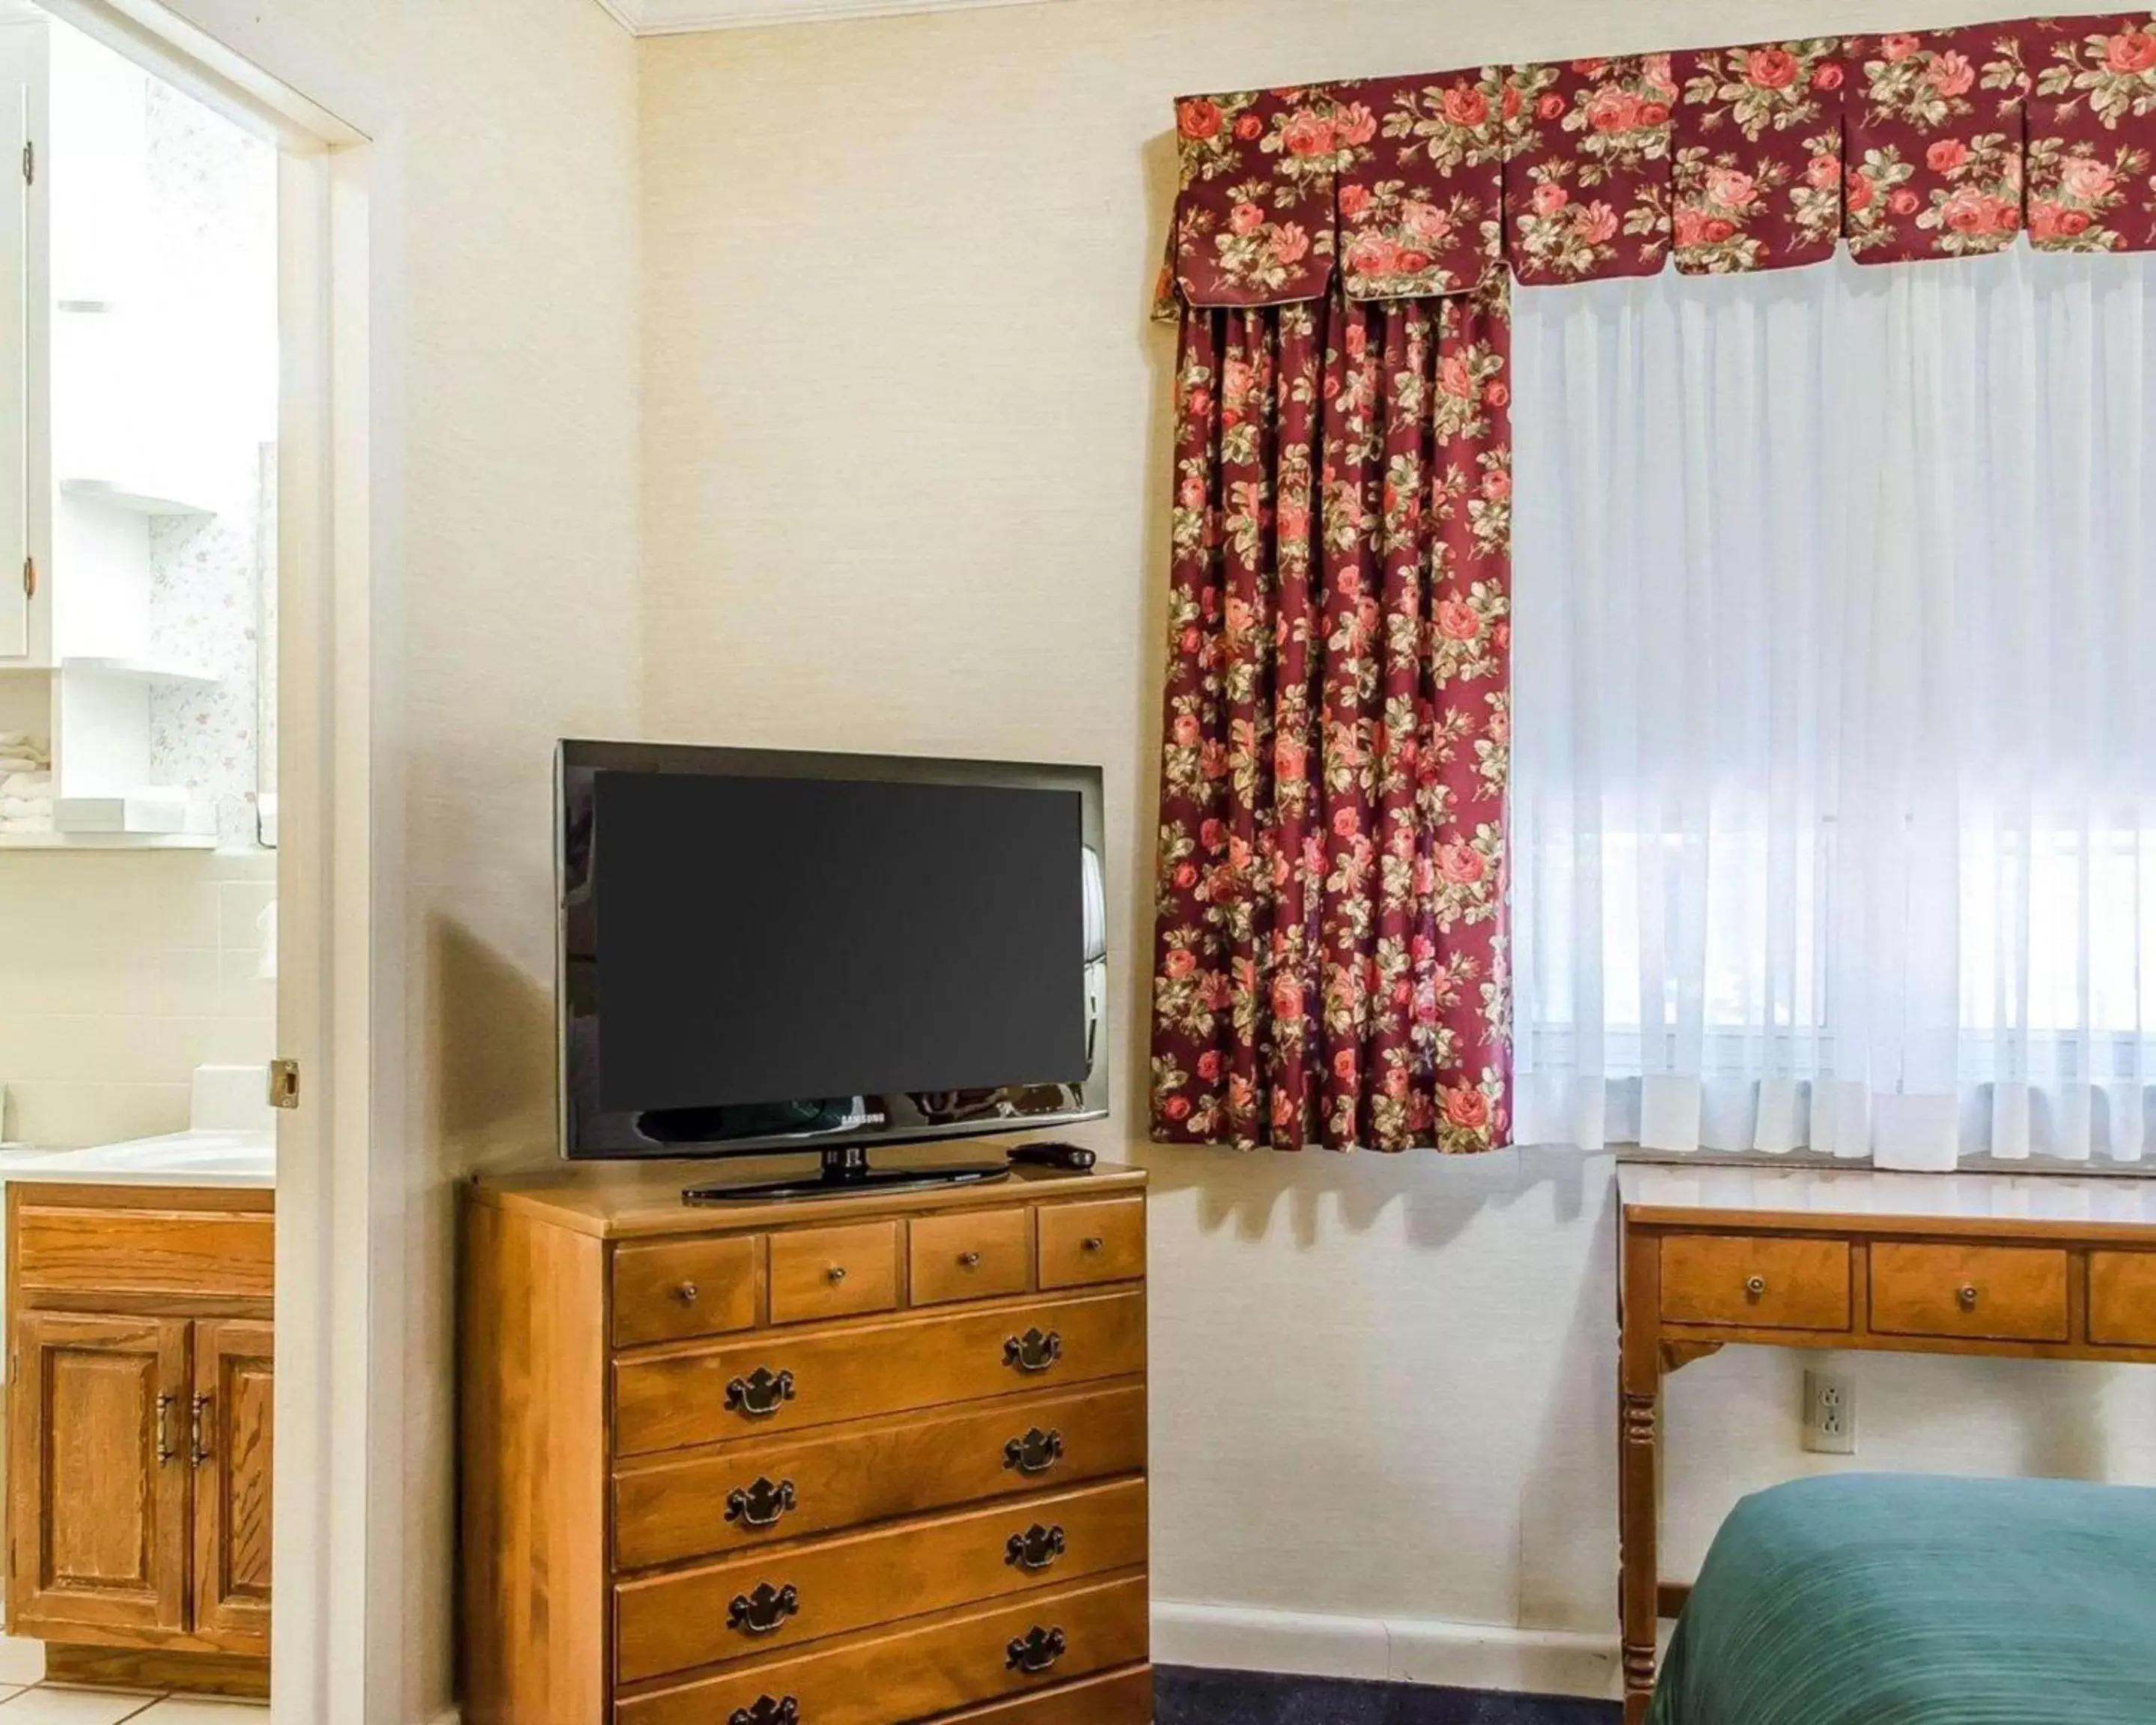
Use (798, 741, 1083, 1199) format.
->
(557, 741, 1109, 1199)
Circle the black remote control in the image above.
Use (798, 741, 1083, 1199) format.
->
(1008, 1141, 1097, 1172)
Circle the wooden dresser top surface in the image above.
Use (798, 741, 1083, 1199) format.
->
(472, 1141, 1145, 1238)
(1619, 1160, 2156, 1241)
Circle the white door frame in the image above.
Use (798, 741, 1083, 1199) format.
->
(32, 4, 383, 1721)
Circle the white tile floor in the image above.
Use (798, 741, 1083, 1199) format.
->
(0, 1688, 265, 1723)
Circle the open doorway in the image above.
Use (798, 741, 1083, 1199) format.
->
(0, 1, 371, 1720)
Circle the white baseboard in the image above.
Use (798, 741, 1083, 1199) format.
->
(1151, 1600, 1621, 1701)
(0, 1634, 43, 1688)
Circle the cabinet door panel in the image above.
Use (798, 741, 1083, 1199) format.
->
(9, 1312, 189, 1637)
(191, 1318, 272, 1653)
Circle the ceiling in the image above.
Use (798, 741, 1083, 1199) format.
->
(597, 0, 1067, 33)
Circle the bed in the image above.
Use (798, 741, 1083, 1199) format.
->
(1648, 1473, 2156, 1725)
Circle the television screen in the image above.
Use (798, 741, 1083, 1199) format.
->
(558, 743, 1108, 1160)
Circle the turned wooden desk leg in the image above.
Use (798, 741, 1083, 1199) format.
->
(1618, 1221, 1661, 1725)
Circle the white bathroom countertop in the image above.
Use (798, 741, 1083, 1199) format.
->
(0, 1128, 275, 1189)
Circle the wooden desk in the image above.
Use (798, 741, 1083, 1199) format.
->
(1617, 1162, 2156, 1725)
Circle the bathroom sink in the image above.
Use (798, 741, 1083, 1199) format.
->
(0, 1128, 275, 1187)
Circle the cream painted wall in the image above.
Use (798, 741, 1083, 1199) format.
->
(142, 0, 642, 1716)
(640, 0, 2156, 1690)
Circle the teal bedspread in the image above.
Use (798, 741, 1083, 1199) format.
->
(1648, 1474, 2156, 1725)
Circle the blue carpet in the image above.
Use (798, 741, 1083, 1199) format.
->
(1154, 1667, 1622, 1724)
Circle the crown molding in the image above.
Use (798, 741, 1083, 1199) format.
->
(600, 0, 1070, 35)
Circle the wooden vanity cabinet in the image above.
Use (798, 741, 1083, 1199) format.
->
(5, 1184, 272, 1683)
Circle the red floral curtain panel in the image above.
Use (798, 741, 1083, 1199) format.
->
(1148, 12, 2156, 1154)
(1150, 289, 1513, 1154)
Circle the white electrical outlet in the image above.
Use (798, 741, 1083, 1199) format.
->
(1803, 1365, 1857, 1455)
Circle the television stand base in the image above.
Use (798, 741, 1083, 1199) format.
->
(681, 1145, 1013, 1205)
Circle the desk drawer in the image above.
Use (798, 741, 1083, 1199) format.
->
(614, 1380, 1147, 1570)
(939, 1667, 1154, 1723)
(615, 1572, 1149, 1725)
(615, 1477, 1147, 1682)
(613, 1290, 1147, 1456)
(2089, 1251, 2156, 1347)
(1659, 1235, 1849, 1331)
(1038, 1199, 1145, 1290)
(1871, 1243, 2069, 1342)
(612, 1235, 758, 1348)
(913, 1207, 1032, 1306)
(769, 1221, 900, 1324)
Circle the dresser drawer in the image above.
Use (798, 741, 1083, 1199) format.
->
(614, 1290, 1147, 1456)
(615, 1572, 1150, 1725)
(612, 1235, 758, 1348)
(938, 1667, 1154, 1723)
(769, 1220, 900, 1324)
(13, 1202, 274, 1302)
(1659, 1234, 1849, 1331)
(1871, 1243, 2069, 1342)
(614, 1380, 1148, 1570)
(2089, 1250, 2156, 1346)
(1037, 1199, 1145, 1289)
(615, 1477, 1147, 1681)
(913, 1207, 1032, 1306)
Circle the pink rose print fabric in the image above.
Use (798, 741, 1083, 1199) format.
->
(1502, 55, 1677, 282)
(1151, 288, 1513, 1154)
(1336, 72, 1507, 299)
(1672, 40, 1846, 273)
(1172, 88, 1345, 308)
(2026, 13, 2156, 250)
(1844, 25, 2030, 262)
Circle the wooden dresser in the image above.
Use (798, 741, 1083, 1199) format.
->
(1618, 1161, 2156, 1725)
(461, 1153, 1151, 1725)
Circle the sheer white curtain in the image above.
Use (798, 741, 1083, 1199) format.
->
(1512, 247, 2156, 1163)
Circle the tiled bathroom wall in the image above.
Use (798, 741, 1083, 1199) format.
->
(0, 850, 275, 1148)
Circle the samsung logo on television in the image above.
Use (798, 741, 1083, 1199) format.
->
(840, 1107, 887, 1129)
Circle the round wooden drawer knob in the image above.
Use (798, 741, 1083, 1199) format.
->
(1958, 1284, 1979, 1311)
(1082, 1237, 1106, 1254)
(826, 1265, 848, 1285)
(674, 1282, 698, 1305)
(959, 1251, 982, 1269)
(1744, 1275, 1767, 1300)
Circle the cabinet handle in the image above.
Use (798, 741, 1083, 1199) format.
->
(1003, 1328, 1062, 1374)
(1958, 1283, 1980, 1312)
(1003, 1426, 1065, 1476)
(1005, 1625, 1066, 1676)
(825, 1265, 847, 1285)
(1082, 1236, 1106, 1253)
(1744, 1275, 1767, 1302)
(674, 1281, 698, 1306)
(155, 1394, 176, 1466)
(21, 556, 34, 600)
(189, 1393, 211, 1469)
(725, 1477, 797, 1530)
(958, 1251, 981, 1269)
(728, 1697, 799, 1725)
(1004, 1523, 1066, 1572)
(727, 1581, 800, 1638)
(725, 1368, 797, 1420)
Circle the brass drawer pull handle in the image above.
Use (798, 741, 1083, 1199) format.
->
(728, 1581, 800, 1637)
(1958, 1283, 1980, 1312)
(959, 1251, 981, 1269)
(1744, 1275, 1767, 1302)
(190, 1393, 212, 1469)
(1006, 1625, 1066, 1676)
(825, 1265, 847, 1285)
(1004, 1328, 1062, 1374)
(729, 1700, 798, 1725)
(1004, 1427, 1065, 1476)
(725, 1368, 797, 1419)
(725, 1476, 797, 1530)
(674, 1281, 698, 1305)
(156, 1394, 175, 1466)
(1005, 1523, 1066, 1572)
(1082, 1236, 1106, 1253)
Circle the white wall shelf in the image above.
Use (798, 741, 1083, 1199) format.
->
(0, 830, 216, 850)
(58, 475, 218, 517)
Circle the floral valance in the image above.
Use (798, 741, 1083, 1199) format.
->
(1161, 13, 2156, 310)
